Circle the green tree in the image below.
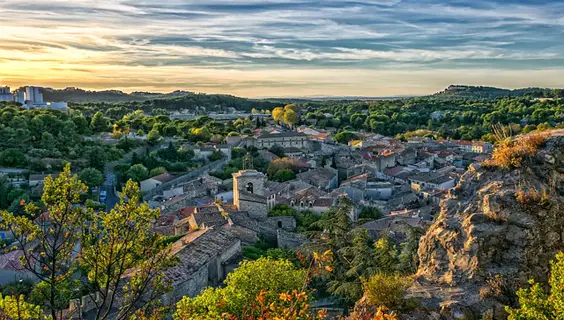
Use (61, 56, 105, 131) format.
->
(149, 167, 167, 177)
(0, 149, 27, 167)
(127, 164, 149, 182)
(1, 165, 87, 319)
(362, 273, 411, 311)
(0, 294, 48, 320)
(273, 169, 296, 182)
(268, 204, 297, 217)
(80, 181, 177, 319)
(90, 111, 108, 133)
(173, 258, 306, 319)
(0, 175, 8, 209)
(79, 168, 104, 189)
(358, 206, 382, 220)
(507, 252, 564, 319)
(147, 129, 161, 145)
(334, 131, 358, 144)
(283, 109, 299, 127)
(272, 107, 285, 123)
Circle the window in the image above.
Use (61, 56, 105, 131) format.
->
(246, 182, 254, 193)
(300, 201, 304, 208)
(277, 221, 282, 228)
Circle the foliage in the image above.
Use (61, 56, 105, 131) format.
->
(0, 165, 87, 319)
(273, 169, 296, 182)
(0, 294, 49, 320)
(28, 278, 84, 311)
(358, 206, 382, 221)
(127, 164, 149, 182)
(0, 175, 8, 209)
(0, 149, 27, 167)
(307, 199, 418, 305)
(363, 273, 412, 311)
(284, 109, 299, 127)
(0, 167, 175, 320)
(506, 252, 564, 319)
(78, 167, 104, 188)
(173, 258, 307, 319)
(269, 204, 297, 217)
(267, 157, 300, 178)
(488, 132, 548, 170)
(334, 131, 358, 144)
(268, 205, 320, 232)
(149, 167, 167, 177)
(80, 180, 177, 319)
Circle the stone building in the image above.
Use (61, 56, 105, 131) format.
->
(232, 170, 268, 220)
(161, 228, 241, 305)
(252, 132, 308, 150)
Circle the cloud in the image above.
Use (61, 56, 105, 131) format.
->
(0, 0, 563, 95)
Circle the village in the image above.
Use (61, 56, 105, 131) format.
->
(0, 111, 495, 316)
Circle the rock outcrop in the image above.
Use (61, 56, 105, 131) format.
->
(408, 130, 564, 319)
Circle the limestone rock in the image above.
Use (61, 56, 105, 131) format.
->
(408, 131, 564, 319)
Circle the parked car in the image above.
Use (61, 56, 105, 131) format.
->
(99, 190, 107, 202)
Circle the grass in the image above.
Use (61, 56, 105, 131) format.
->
(488, 132, 549, 170)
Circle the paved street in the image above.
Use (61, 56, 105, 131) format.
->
(102, 173, 119, 212)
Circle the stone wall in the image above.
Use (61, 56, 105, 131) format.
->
(266, 216, 296, 231)
(238, 195, 268, 220)
(277, 229, 307, 249)
(162, 264, 209, 306)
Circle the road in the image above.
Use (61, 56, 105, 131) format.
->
(102, 173, 119, 212)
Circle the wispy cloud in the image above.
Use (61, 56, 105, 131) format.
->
(0, 0, 563, 96)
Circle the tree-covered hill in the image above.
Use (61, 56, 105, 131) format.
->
(40, 87, 194, 103)
(433, 85, 564, 99)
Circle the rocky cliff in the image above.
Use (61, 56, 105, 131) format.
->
(408, 130, 564, 319)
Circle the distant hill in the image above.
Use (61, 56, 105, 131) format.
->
(41, 87, 194, 103)
(433, 85, 563, 99)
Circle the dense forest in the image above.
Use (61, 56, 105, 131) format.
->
(302, 96, 563, 142)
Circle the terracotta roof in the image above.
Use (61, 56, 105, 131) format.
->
(313, 198, 333, 207)
(164, 229, 239, 284)
(384, 166, 406, 176)
(0, 250, 26, 271)
(150, 173, 175, 183)
(193, 211, 227, 228)
(195, 204, 220, 213)
(178, 207, 196, 218)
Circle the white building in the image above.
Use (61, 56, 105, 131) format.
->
(25, 86, 43, 104)
(140, 173, 175, 193)
(0, 86, 14, 102)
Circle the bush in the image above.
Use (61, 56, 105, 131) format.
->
(359, 206, 382, 220)
(506, 252, 564, 319)
(489, 133, 548, 170)
(85, 199, 106, 211)
(515, 187, 551, 210)
(363, 273, 411, 310)
(268, 204, 297, 217)
(242, 246, 265, 260)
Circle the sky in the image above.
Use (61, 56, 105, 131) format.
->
(0, 0, 564, 98)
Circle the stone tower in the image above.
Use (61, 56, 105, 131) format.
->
(232, 170, 267, 220)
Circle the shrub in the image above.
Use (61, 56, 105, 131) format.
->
(515, 186, 551, 210)
(489, 133, 548, 170)
(363, 273, 411, 310)
(506, 252, 564, 319)
(479, 274, 507, 300)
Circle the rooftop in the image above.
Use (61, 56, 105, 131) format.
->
(257, 131, 307, 139)
(165, 228, 240, 284)
(149, 173, 175, 183)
